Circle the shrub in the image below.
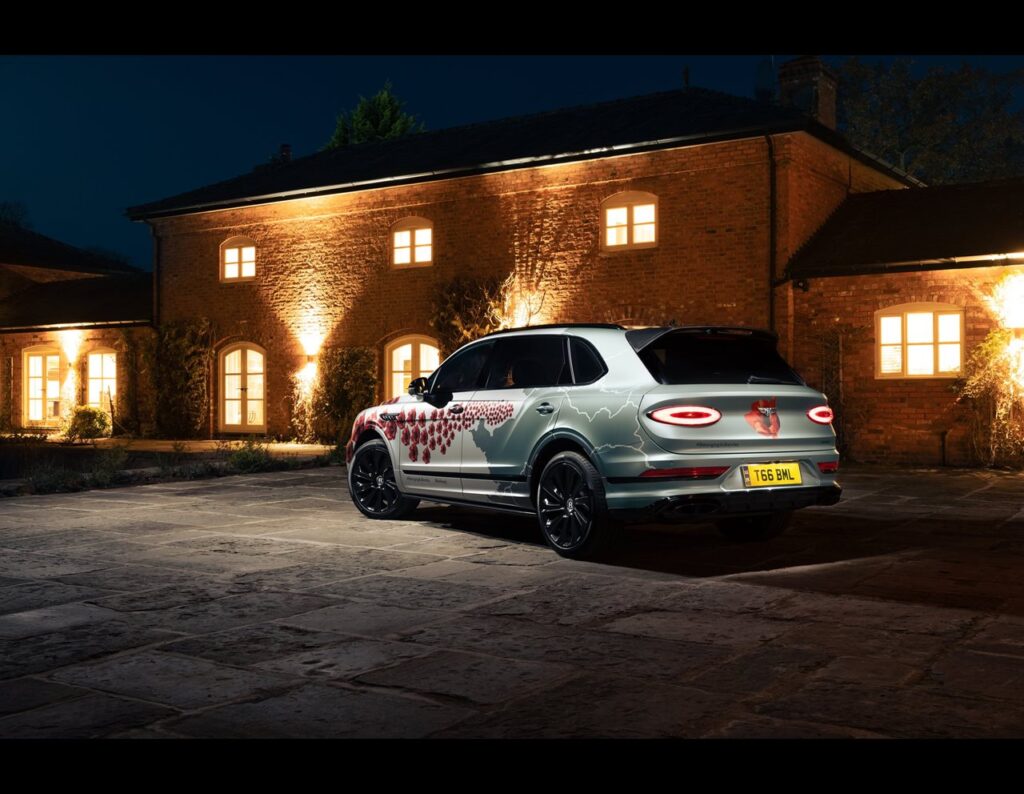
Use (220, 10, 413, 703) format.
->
(293, 347, 377, 443)
(227, 438, 274, 473)
(90, 445, 130, 488)
(956, 328, 1024, 467)
(63, 406, 111, 442)
(26, 460, 84, 494)
(154, 320, 213, 438)
(429, 274, 507, 356)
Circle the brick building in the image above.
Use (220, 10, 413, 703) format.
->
(108, 56, 1022, 464)
(0, 222, 153, 433)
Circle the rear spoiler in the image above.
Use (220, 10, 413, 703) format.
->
(625, 325, 779, 352)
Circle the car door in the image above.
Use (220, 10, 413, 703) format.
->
(460, 334, 569, 509)
(395, 340, 494, 501)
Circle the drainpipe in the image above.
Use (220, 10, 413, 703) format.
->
(765, 134, 777, 332)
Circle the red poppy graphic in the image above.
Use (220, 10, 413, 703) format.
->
(744, 397, 781, 437)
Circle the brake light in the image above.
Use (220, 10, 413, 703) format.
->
(817, 461, 839, 473)
(647, 406, 722, 427)
(807, 406, 834, 425)
(640, 466, 730, 479)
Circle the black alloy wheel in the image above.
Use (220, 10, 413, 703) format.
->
(349, 439, 419, 519)
(536, 451, 617, 559)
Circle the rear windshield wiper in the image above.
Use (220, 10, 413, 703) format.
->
(747, 375, 794, 384)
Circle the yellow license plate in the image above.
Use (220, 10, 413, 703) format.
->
(741, 462, 803, 488)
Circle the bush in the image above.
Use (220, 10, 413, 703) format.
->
(154, 320, 213, 438)
(26, 460, 84, 494)
(63, 406, 111, 442)
(226, 438, 274, 473)
(89, 445, 130, 488)
(294, 347, 377, 443)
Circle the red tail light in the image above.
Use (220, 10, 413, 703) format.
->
(807, 406, 834, 425)
(647, 406, 722, 427)
(817, 461, 839, 473)
(640, 466, 730, 479)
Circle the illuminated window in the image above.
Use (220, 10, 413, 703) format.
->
(385, 335, 441, 400)
(23, 346, 63, 426)
(87, 350, 117, 413)
(220, 236, 257, 281)
(391, 217, 433, 267)
(219, 343, 266, 432)
(601, 191, 658, 250)
(875, 303, 964, 379)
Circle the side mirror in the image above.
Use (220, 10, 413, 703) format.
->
(424, 388, 453, 408)
(408, 377, 428, 396)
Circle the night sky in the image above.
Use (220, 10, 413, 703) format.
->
(2, 54, 1022, 270)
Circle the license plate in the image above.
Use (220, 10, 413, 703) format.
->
(741, 462, 803, 488)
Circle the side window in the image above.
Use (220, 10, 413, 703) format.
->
(483, 336, 571, 389)
(432, 342, 493, 393)
(569, 337, 607, 384)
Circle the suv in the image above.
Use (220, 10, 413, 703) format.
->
(346, 324, 840, 559)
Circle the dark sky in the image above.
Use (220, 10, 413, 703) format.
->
(2, 54, 1022, 269)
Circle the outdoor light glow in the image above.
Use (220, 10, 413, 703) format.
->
(299, 330, 324, 357)
(59, 329, 83, 363)
(988, 273, 1024, 329)
(294, 360, 318, 399)
(501, 284, 547, 329)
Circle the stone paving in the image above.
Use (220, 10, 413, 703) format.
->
(2, 463, 1024, 738)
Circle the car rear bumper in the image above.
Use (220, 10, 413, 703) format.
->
(611, 483, 842, 524)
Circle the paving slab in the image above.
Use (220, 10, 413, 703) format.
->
(0, 693, 176, 739)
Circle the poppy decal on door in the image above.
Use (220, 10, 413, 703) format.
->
(744, 397, 781, 437)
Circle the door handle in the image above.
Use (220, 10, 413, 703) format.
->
(535, 402, 555, 415)
(448, 404, 464, 415)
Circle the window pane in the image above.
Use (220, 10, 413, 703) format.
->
(29, 399, 42, 421)
(247, 373, 264, 400)
(394, 247, 411, 265)
(606, 207, 627, 227)
(633, 203, 655, 224)
(241, 246, 256, 263)
(483, 336, 569, 389)
(391, 343, 412, 375)
(880, 344, 903, 374)
(88, 381, 101, 406)
(880, 315, 902, 345)
(46, 378, 59, 399)
(225, 374, 242, 400)
(47, 356, 60, 379)
(633, 223, 656, 243)
(224, 247, 239, 264)
(606, 226, 628, 247)
(241, 261, 256, 278)
(907, 344, 935, 375)
(394, 230, 411, 248)
(433, 342, 493, 393)
(225, 350, 241, 374)
(419, 343, 440, 376)
(570, 338, 606, 383)
(225, 400, 242, 426)
(224, 262, 239, 279)
(29, 356, 42, 377)
(88, 354, 101, 378)
(29, 379, 42, 398)
(414, 227, 432, 245)
(247, 400, 264, 426)
(246, 349, 263, 375)
(414, 244, 432, 262)
(392, 373, 408, 399)
(938, 313, 961, 343)
(939, 343, 961, 373)
(906, 312, 934, 343)
(104, 353, 116, 378)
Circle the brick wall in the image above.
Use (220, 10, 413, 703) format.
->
(791, 264, 1024, 465)
(149, 131, 906, 439)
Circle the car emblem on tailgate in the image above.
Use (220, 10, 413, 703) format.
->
(745, 397, 781, 437)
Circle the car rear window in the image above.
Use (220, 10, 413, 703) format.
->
(636, 332, 804, 385)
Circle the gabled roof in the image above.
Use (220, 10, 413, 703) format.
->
(0, 222, 139, 274)
(0, 272, 151, 331)
(127, 87, 917, 220)
(788, 177, 1024, 279)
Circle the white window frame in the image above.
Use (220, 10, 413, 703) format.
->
(218, 342, 267, 433)
(86, 347, 117, 414)
(385, 335, 441, 400)
(220, 236, 257, 283)
(601, 191, 658, 251)
(22, 345, 64, 428)
(874, 302, 965, 379)
(390, 217, 433, 269)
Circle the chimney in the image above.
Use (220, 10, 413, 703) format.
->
(279, 143, 292, 163)
(778, 55, 837, 130)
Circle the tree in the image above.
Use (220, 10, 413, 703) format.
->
(325, 81, 425, 150)
(0, 201, 31, 229)
(836, 57, 1024, 184)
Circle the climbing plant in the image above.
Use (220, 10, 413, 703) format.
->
(292, 346, 377, 443)
(153, 319, 214, 438)
(429, 275, 508, 356)
(956, 328, 1024, 467)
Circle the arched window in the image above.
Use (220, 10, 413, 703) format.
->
(390, 217, 433, 268)
(22, 345, 63, 426)
(219, 342, 266, 432)
(220, 236, 257, 282)
(875, 302, 965, 379)
(601, 191, 658, 251)
(385, 335, 440, 400)
(86, 348, 117, 413)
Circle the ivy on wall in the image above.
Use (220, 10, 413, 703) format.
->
(956, 328, 1024, 467)
(152, 319, 214, 439)
(292, 346, 377, 443)
(429, 275, 508, 356)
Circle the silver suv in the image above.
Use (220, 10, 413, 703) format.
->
(346, 325, 841, 559)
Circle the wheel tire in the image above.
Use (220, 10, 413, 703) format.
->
(536, 451, 618, 560)
(348, 439, 419, 520)
(716, 511, 792, 543)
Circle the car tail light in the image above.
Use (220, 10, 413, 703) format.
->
(640, 466, 730, 479)
(647, 406, 722, 427)
(817, 461, 839, 474)
(807, 405, 834, 425)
